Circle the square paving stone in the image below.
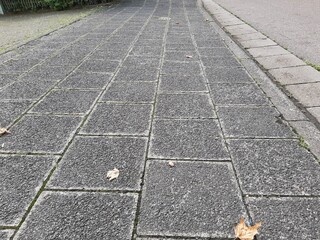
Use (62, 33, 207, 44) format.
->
(137, 161, 246, 238)
(115, 66, 159, 82)
(229, 139, 320, 195)
(162, 61, 201, 76)
(58, 72, 112, 89)
(159, 74, 207, 92)
(210, 83, 269, 105)
(0, 74, 19, 88)
(0, 80, 55, 100)
(0, 230, 13, 240)
(218, 106, 295, 138)
(0, 100, 33, 127)
(166, 44, 195, 51)
(101, 82, 156, 103)
(197, 47, 234, 58)
(48, 136, 147, 190)
(286, 82, 320, 107)
(30, 89, 100, 114)
(81, 103, 153, 136)
(206, 67, 253, 83)
(78, 59, 120, 73)
(130, 46, 162, 57)
(201, 57, 241, 68)
(155, 93, 215, 118)
(246, 197, 320, 239)
(0, 155, 57, 225)
(15, 192, 137, 240)
(122, 56, 161, 68)
(21, 65, 74, 81)
(149, 119, 229, 160)
(1, 58, 40, 73)
(0, 115, 82, 154)
(164, 51, 198, 62)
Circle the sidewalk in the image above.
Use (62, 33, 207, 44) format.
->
(0, 0, 319, 239)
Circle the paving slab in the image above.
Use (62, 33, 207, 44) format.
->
(210, 83, 269, 105)
(48, 136, 147, 190)
(307, 107, 320, 122)
(21, 65, 74, 81)
(15, 192, 137, 240)
(0, 79, 55, 100)
(233, 32, 267, 42)
(0, 101, 33, 127)
(0, 74, 19, 88)
(246, 197, 320, 239)
(58, 71, 112, 89)
(286, 82, 320, 107)
(102, 81, 156, 103)
(201, 57, 241, 68)
(269, 65, 320, 85)
(81, 103, 153, 136)
(197, 47, 233, 58)
(0, 155, 57, 225)
(217, 106, 295, 138)
(239, 38, 276, 49)
(228, 139, 320, 195)
(256, 54, 306, 70)
(137, 161, 246, 238)
(0, 58, 40, 74)
(149, 119, 229, 160)
(115, 66, 159, 82)
(0, 115, 82, 154)
(159, 74, 207, 92)
(164, 51, 198, 62)
(247, 46, 290, 58)
(155, 93, 215, 118)
(0, 230, 14, 240)
(30, 89, 100, 114)
(78, 59, 120, 73)
(162, 61, 201, 76)
(206, 67, 253, 83)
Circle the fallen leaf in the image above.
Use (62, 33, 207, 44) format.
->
(0, 128, 10, 136)
(186, 55, 193, 59)
(168, 161, 175, 167)
(107, 168, 119, 181)
(235, 217, 261, 240)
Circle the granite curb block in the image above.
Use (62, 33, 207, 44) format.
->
(201, 0, 320, 127)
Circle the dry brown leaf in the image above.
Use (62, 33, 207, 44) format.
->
(0, 128, 10, 136)
(186, 55, 193, 59)
(235, 217, 261, 240)
(168, 161, 175, 167)
(107, 168, 119, 181)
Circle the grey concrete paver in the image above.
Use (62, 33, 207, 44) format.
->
(0, 74, 18, 88)
(0, 230, 14, 240)
(149, 119, 229, 160)
(247, 45, 290, 58)
(0, 115, 82, 154)
(229, 139, 320, 195)
(48, 136, 147, 191)
(15, 192, 137, 240)
(218, 106, 295, 138)
(159, 74, 208, 92)
(30, 89, 100, 115)
(0, 155, 58, 225)
(246, 197, 320, 239)
(286, 82, 320, 107)
(81, 103, 153, 136)
(210, 83, 269, 105)
(155, 93, 216, 118)
(137, 161, 246, 238)
(0, 101, 33, 127)
(58, 72, 112, 89)
(102, 81, 157, 103)
(256, 54, 306, 70)
(206, 67, 253, 83)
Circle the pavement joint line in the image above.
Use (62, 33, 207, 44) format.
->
(244, 194, 320, 198)
(44, 188, 141, 194)
(9, 6, 148, 238)
(201, 0, 320, 130)
(130, 1, 172, 239)
(147, 158, 232, 163)
(137, 234, 234, 240)
(187, 0, 253, 222)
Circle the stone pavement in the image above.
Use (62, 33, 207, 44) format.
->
(0, 0, 320, 239)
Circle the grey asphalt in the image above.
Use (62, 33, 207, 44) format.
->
(0, 0, 320, 239)
(212, 0, 320, 65)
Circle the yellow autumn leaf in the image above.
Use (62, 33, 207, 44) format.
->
(235, 217, 261, 240)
